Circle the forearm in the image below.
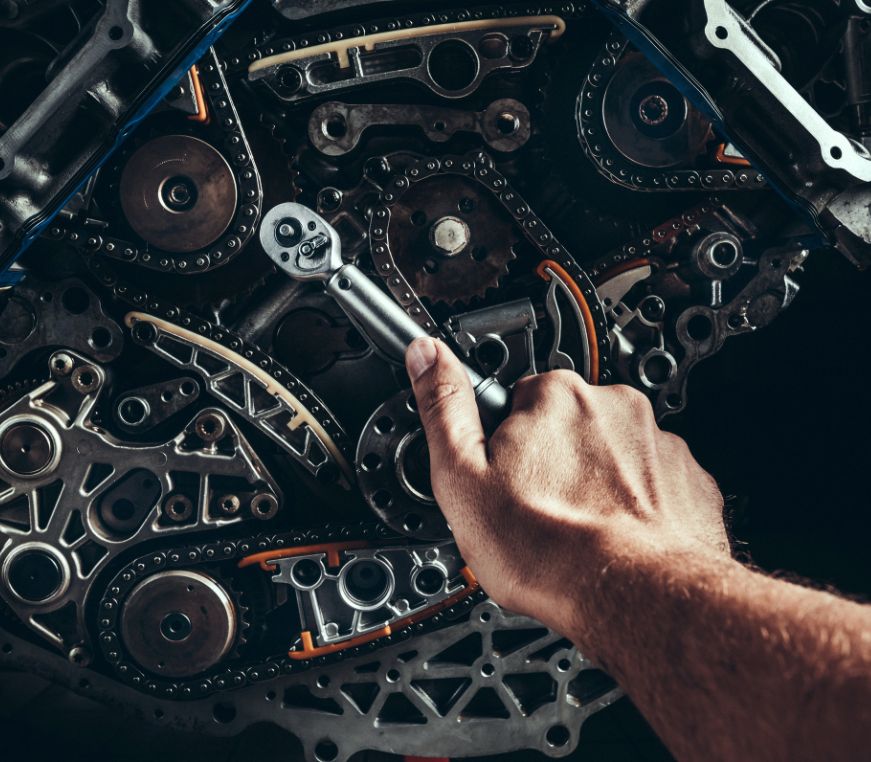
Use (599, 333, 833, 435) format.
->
(575, 542, 871, 762)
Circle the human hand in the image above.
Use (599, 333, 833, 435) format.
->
(405, 336, 728, 658)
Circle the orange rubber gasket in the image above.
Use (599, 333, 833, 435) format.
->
(714, 142, 751, 167)
(187, 65, 209, 123)
(591, 258, 652, 286)
(238, 540, 370, 571)
(287, 567, 479, 660)
(535, 259, 600, 383)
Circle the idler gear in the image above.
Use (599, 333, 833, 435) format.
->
(387, 174, 518, 305)
(119, 134, 238, 255)
(120, 569, 238, 678)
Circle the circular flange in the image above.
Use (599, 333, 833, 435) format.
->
(339, 557, 395, 611)
(356, 390, 448, 540)
(120, 570, 237, 678)
(480, 98, 532, 152)
(601, 52, 711, 169)
(119, 135, 238, 254)
(0, 416, 61, 479)
(2, 542, 70, 605)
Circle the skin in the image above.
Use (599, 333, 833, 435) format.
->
(404, 336, 871, 762)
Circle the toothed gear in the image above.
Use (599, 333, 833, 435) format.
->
(0, 376, 45, 407)
(387, 173, 519, 306)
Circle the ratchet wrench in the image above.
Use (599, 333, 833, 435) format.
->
(259, 202, 511, 433)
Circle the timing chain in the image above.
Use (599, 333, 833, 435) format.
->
(367, 150, 612, 382)
(70, 205, 487, 701)
(65, 0, 602, 695)
(578, 34, 769, 193)
(586, 196, 731, 281)
(95, 521, 486, 700)
(47, 48, 262, 275)
(21, 271, 489, 699)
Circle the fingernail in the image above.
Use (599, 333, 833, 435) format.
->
(406, 337, 438, 382)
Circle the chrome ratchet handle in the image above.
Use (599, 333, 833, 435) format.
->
(261, 203, 511, 433)
(325, 264, 510, 433)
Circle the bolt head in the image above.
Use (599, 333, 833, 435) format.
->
(429, 216, 471, 257)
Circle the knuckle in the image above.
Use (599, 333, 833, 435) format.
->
(660, 430, 688, 452)
(536, 370, 588, 404)
(612, 384, 653, 413)
(546, 369, 585, 393)
(512, 374, 538, 393)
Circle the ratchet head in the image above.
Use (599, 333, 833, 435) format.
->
(259, 202, 343, 282)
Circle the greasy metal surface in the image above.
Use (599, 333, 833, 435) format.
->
(0, 0, 251, 271)
(120, 135, 238, 254)
(308, 99, 532, 156)
(388, 173, 519, 305)
(120, 570, 238, 678)
(0, 0, 857, 758)
(0, 599, 622, 762)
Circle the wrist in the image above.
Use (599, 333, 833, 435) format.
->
(564, 530, 739, 667)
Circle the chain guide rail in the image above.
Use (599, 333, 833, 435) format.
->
(96, 525, 485, 700)
(124, 310, 355, 489)
(232, 3, 591, 77)
(47, 261, 357, 492)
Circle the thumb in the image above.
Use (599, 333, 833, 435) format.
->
(405, 337, 488, 474)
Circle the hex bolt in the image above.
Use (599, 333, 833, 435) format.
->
(429, 216, 471, 257)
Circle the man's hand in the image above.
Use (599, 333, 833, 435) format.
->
(405, 336, 727, 655)
(405, 336, 871, 762)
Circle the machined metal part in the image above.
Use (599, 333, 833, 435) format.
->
(0, 277, 124, 378)
(120, 570, 238, 678)
(365, 151, 610, 386)
(270, 542, 470, 650)
(2, 595, 621, 762)
(447, 299, 539, 382)
(575, 35, 766, 192)
(53, 48, 263, 275)
(0, 0, 251, 272)
(119, 135, 238, 254)
(249, 15, 566, 102)
(356, 389, 446, 539)
(0, 350, 279, 652)
(309, 99, 532, 156)
(660, 244, 807, 415)
(541, 267, 591, 378)
(114, 377, 200, 434)
(386, 171, 520, 306)
(595, 204, 807, 417)
(601, 51, 712, 169)
(592, 0, 871, 264)
(125, 310, 355, 490)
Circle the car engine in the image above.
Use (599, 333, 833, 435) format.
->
(0, 0, 868, 759)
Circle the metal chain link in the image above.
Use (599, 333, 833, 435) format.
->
(95, 522, 486, 700)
